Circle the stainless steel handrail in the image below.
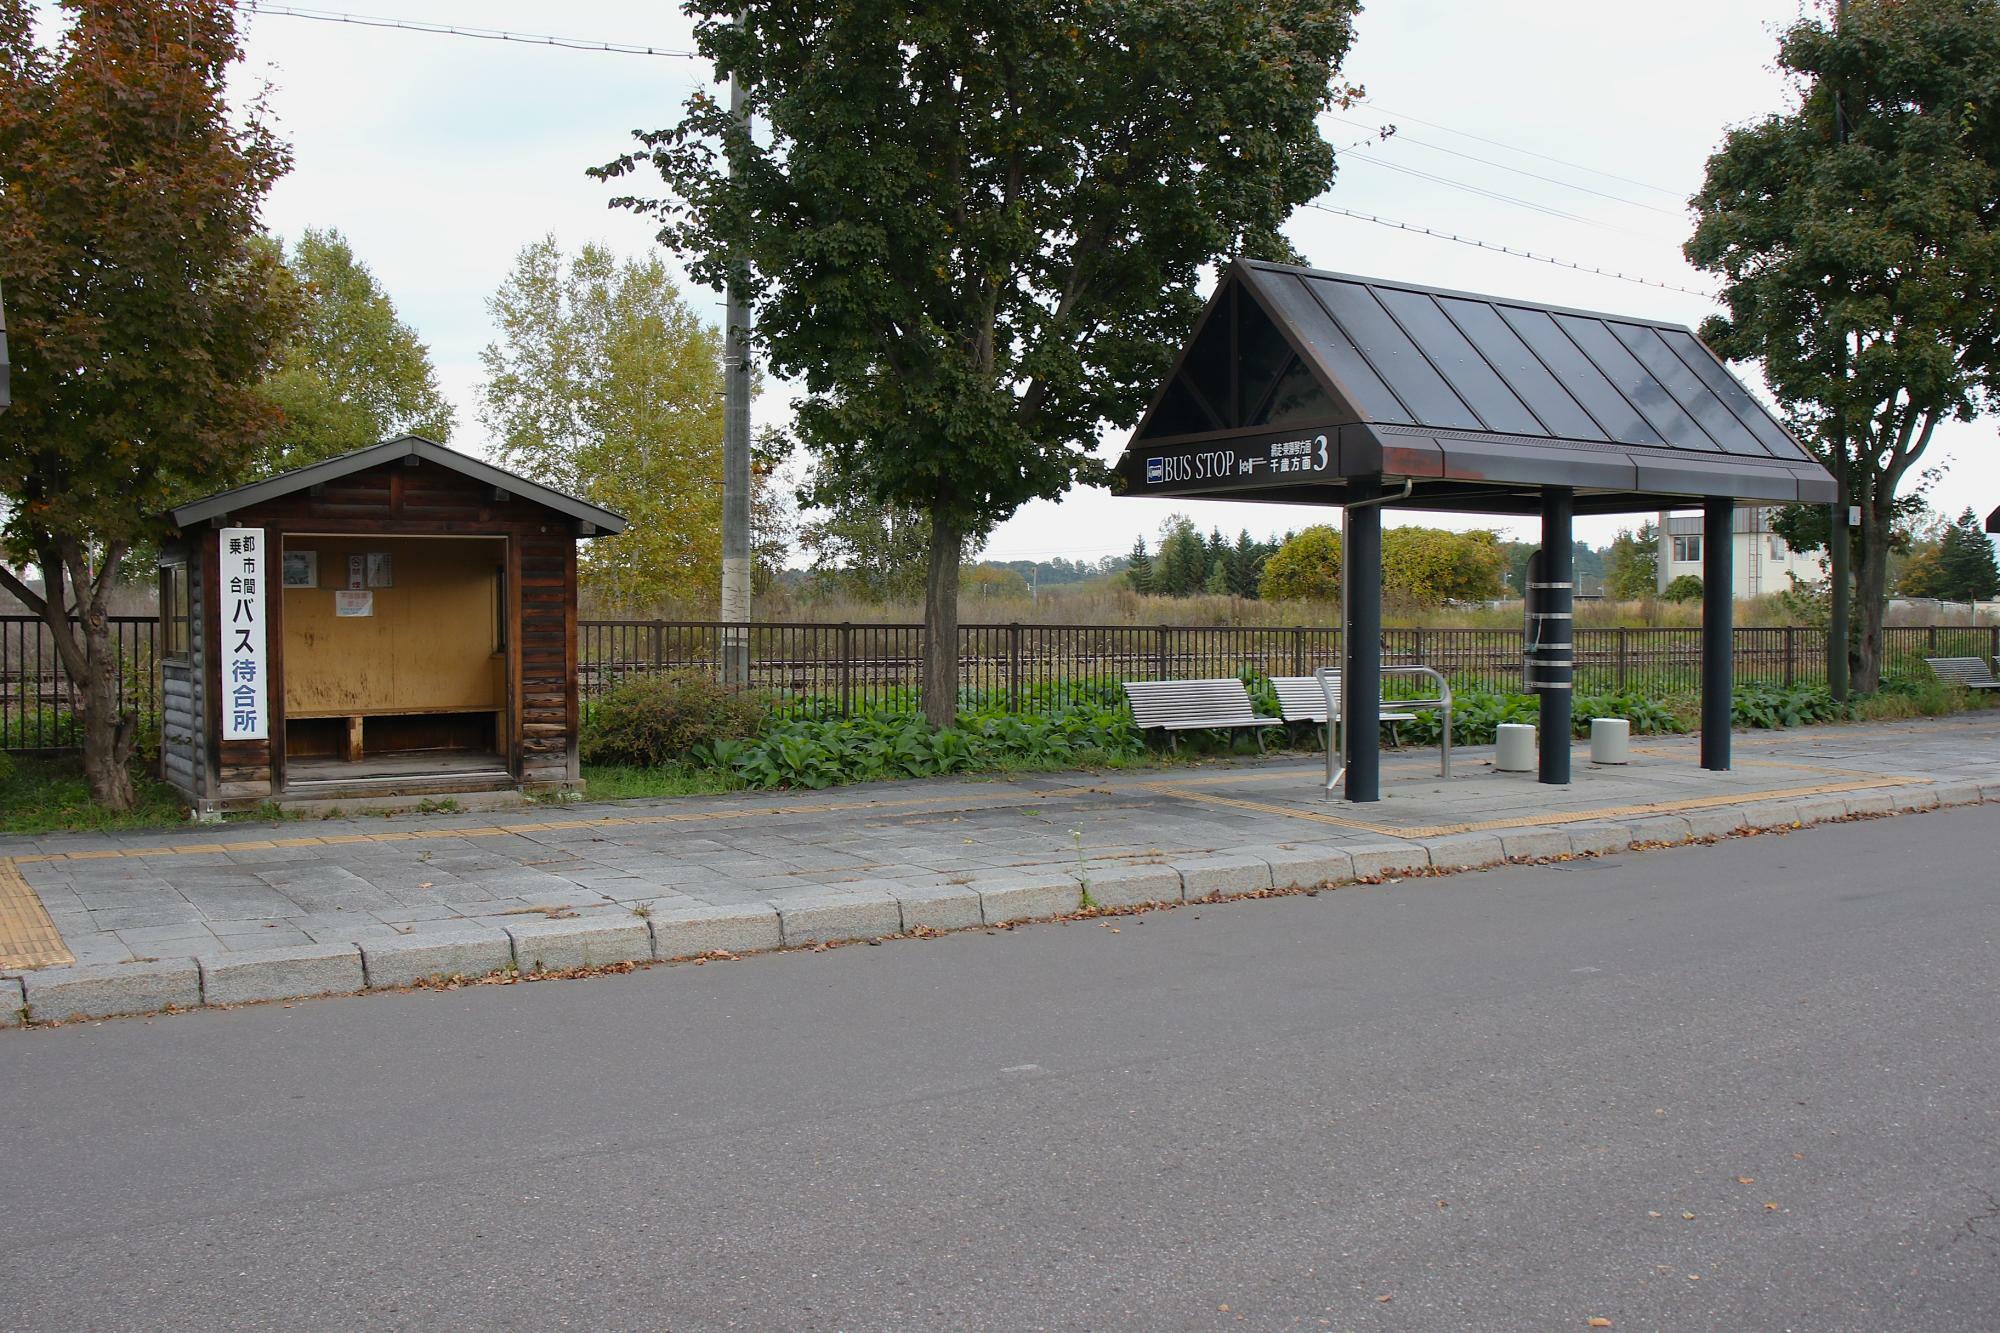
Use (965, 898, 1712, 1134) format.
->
(1314, 664, 1454, 798)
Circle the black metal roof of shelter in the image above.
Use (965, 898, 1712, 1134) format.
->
(166, 435, 627, 534)
(1112, 260, 1836, 516)
(1988, 505, 1998, 534)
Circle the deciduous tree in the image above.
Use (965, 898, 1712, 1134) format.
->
(598, 0, 1361, 723)
(0, 0, 297, 808)
(1687, 0, 2000, 691)
(480, 238, 726, 611)
(1603, 522, 1659, 601)
(257, 228, 454, 475)
(1259, 525, 1342, 603)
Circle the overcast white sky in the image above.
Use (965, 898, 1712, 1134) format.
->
(209, 1, 1997, 566)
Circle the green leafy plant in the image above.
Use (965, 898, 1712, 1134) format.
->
(580, 671, 769, 768)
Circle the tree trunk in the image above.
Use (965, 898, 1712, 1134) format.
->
(921, 515, 963, 728)
(77, 605, 137, 810)
(0, 550, 139, 810)
(1850, 496, 1895, 694)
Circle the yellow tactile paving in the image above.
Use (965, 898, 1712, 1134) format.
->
(0, 856, 74, 971)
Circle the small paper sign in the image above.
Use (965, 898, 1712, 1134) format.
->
(282, 550, 317, 588)
(335, 590, 374, 618)
(366, 551, 394, 588)
(347, 554, 366, 589)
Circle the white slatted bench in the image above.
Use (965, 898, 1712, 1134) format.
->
(1122, 678, 1282, 752)
(1268, 675, 1418, 746)
(1923, 656, 2000, 691)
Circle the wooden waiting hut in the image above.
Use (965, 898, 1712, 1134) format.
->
(157, 436, 625, 814)
(1113, 260, 1837, 802)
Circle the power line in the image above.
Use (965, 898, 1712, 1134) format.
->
(1301, 201, 1715, 299)
(1341, 115, 1682, 216)
(1338, 152, 1615, 231)
(1353, 101, 1683, 198)
(242, 4, 701, 58)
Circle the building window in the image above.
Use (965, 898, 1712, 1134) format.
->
(1769, 535, 1787, 559)
(159, 562, 191, 659)
(1672, 534, 1702, 563)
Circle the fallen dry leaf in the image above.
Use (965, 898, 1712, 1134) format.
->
(1647, 1211, 1662, 1219)
(1764, 1201, 1779, 1211)
(1588, 1319, 1613, 1329)
(1735, 1176, 1755, 1185)
(1376, 1294, 1393, 1303)
(1681, 1212, 1697, 1221)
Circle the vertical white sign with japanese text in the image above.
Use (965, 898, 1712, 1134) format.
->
(220, 527, 268, 741)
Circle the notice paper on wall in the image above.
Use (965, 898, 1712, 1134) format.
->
(347, 554, 366, 590)
(221, 527, 267, 740)
(366, 551, 393, 587)
(334, 590, 374, 618)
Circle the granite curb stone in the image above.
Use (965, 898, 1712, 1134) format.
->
(1498, 829, 1572, 861)
(647, 902, 781, 959)
(1421, 833, 1506, 871)
(776, 890, 902, 947)
(1792, 796, 1852, 825)
(1564, 823, 1633, 857)
(1841, 791, 1898, 818)
(1175, 853, 1274, 899)
(1626, 815, 1694, 845)
(1, 976, 23, 1027)
(1075, 863, 1182, 909)
(200, 943, 363, 1006)
(974, 873, 1082, 925)
(21, 958, 201, 1020)
(505, 917, 651, 973)
(1930, 781, 1983, 808)
(1346, 842, 1432, 879)
(1682, 808, 1750, 840)
(887, 882, 985, 932)
(1259, 845, 1353, 892)
(360, 926, 514, 989)
(1735, 801, 1802, 830)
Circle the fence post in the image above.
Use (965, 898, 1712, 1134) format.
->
(1008, 622, 1022, 712)
(1992, 625, 1999, 666)
(1155, 625, 1169, 680)
(651, 620, 664, 672)
(1292, 626, 1304, 676)
(1928, 625, 1940, 654)
(1615, 626, 1628, 691)
(1411, 626, 1426, 666)
(839, 622, 854, 717)
(1784, 625, 1796, 686)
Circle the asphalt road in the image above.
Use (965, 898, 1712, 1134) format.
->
(3, 806, 1996, 1331)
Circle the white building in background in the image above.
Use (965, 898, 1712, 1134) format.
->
(1657, 507, 1824, 598)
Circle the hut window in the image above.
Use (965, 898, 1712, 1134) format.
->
(159, 562, 192, 659)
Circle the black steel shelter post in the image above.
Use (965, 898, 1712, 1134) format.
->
(1702, 498, 1734, 770)
(1534, 487, 1574, 784)
(1343, 480, 1383, 803)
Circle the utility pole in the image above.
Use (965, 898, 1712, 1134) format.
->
(1827, 0, 1852, 701)
(718, 51, 752, 686)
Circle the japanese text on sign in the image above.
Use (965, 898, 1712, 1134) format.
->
(221, 527, 268, 740)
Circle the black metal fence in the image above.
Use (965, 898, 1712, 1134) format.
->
(5, 614, 1996, 752)
(576, 619, 2000, 715)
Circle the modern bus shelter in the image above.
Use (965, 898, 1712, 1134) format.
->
(1113, 259, 1837, 802)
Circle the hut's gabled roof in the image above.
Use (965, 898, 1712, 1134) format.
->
(168, 435, 626, 534)
(1113, 260, 1836, 515)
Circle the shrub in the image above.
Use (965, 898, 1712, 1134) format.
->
(1730, 681, 1844, 729)
(580, 671, 769, 768)
(1662, 573, 1705, 603)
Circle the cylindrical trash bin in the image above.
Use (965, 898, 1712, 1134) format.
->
(1495, 722, 1536, 772)
(1591, 717, 1631, 764)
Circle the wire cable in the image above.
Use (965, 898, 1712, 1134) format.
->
(1301, 201, 1715, 299)
(242, 4, 701, 58)
(1337, 152, 1613, 230)
(1353, 101, 1683, 198)
(1340, 114, 1681, 216)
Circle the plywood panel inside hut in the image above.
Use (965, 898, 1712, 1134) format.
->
(282, 536, 505, 718)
